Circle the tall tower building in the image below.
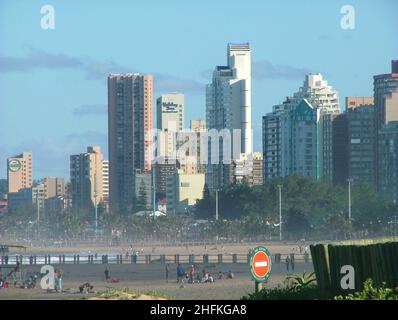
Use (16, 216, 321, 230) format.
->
(346, 104, 376, 185)
(378, 121, 398, 201)
(281, 99, 321, 178)
(262, 97, 292, 179)
(102, 160, 109, 207)
(7, 152, 33, 193)
(70, 146, 104, 209)
(108, 73, 153, 212)
(206, 43, 252, 154)
(206, 43, 252, 191)
(374, 61, 398, 131)
(374, 61, 398, 190)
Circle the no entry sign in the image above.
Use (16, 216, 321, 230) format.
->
(249, 246, 272, 282)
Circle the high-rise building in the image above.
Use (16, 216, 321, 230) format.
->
(7, 152, 32, 193)
(70, 146, 104, 209)
(346, 104, 376, 184)
(102, 160, 109, 207)
(293, 73, 340, 113)
(378, 121, 398, 201)
(108, 73, 153, 212)
(206, 43, 252, 191)
(263, 73, 340, 181)
(281, 99, 320, 178)
(374, 61, 398, 130)
(332, 113, 349, 185)
(262, 98, 292, 179)
(374, 61, 398, 191)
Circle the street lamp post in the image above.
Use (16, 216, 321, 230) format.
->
(36, 191, 40, 240)
(277, 184, 282, 241)
(94, 174, 98, 234)
(215, 189, 219, 221)
(152, 168, 156, 220)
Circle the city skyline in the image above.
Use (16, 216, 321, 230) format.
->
(1, 0, 398, 179)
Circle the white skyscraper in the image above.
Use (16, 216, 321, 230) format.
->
(206, 43, 253, 190)
(206, 43, 252, 153)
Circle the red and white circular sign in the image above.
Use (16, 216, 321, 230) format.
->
(250, 246, 272, 282)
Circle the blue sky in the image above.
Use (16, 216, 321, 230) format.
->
(0, 0, 397, 179)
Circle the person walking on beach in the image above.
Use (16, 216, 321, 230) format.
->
(285, 255, 290, 272)
(165, 264, 170, 283)
(177, 264, 184, 283)
(290, 254, 295, 271)
(104, 267, 110, 282)
(189, 265, 195, 284)
(54, 269, 62, 292)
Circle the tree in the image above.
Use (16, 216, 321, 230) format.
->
(285, 207, 311, 240)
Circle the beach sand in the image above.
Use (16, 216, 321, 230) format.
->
(0, 242, 313, 300)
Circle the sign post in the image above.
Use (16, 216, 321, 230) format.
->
(249, 246, 272, 293)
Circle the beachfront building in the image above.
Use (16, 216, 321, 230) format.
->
(108, 73, 153, 213)
(346, 104, 376, 185)
(7, 152, 33, 193)
(374, 61, 398, 191)
(378, 122, 398, 202)
(206, 43, 253, 192)
(262, 73, 340, 181)
(281, 99, 321, 178)
(331, 113, 349, 185)
(102, 160, 109, 209)
(166, 171, 205, 214)
(70, 146, 104, 210)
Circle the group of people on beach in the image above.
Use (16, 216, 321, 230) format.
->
(0, 262, 21, 289)
(0, 263, 63, 291)
(174, 263, 235, 284)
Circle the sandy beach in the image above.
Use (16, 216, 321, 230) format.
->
(0, 242, 313, 300)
